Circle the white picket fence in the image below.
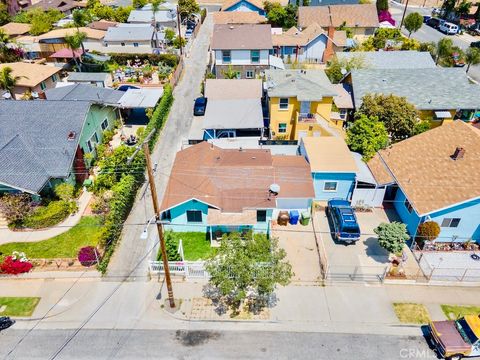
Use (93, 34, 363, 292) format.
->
(149, 260, 209, 280)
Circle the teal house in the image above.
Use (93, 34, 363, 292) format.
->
(221, 0, 266, 15)
(160, 142, 315, 241)
(368, 121, 480, 244)
(0, 99, 116, 195)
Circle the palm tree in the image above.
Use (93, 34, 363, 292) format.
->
(150, 0, 164, 48)
(0, 66, 24, 99)
(72, 10, 87, 65)
(465, 47, 480, 72)
(222, 65, 240, 79)
(436, 37, 453, 65)
(64, 32, 86, 72)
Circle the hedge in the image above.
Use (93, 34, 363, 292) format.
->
(22, 201, 73, 229)
(97, 175, 138, 273)
(109, 53, 179, 67)
(143, 84, 174, 150)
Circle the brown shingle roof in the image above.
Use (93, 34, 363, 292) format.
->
(88, 20, 118, 31)
(272, 24, 325, 47)
(368, 121, 480, 215)
(213, 11, 267, 24)
(211, 24, 272, 50)
(298, 4, 379, 28)
(0, 23, 31, 36)
(161, 142, 315, 212)
(0, 62, 61, 87)
(28, 0, 86, 12)
(221, 0, 264, 11)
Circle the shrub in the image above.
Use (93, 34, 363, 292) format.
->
(0, 254, 33, 274)
(108, 53, 179, 67)
(416, 221, 440, 242)
(54, 183, 75, 202)
(22, 200, 72, 229)
(374, 222, 410, 255)
(158, 231, 182, 261)
(143, 84, 174, 150)
(0, 194, 33, 226)
(78, 246, 100, 266)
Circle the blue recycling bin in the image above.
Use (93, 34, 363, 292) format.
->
(289, 210, 299, 225)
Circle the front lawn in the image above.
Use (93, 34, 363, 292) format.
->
(0, 297, 40, 316)
(393, 303, 430, 324)
(0, 216, 102, 260)
(157, 232, 215, 261)
(441, 305, 480, 320)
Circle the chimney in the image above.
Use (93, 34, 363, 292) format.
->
(452, 147, 465, 161)
(322, 26, 335, 63)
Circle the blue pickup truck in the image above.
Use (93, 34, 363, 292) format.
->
(326, 199, 361, 245)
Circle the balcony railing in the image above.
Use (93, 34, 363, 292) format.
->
(297, 112, 317, 123)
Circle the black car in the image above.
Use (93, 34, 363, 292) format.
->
(470, 41, 480, 48)
(423, 15, 431, 23)
(0, 317, 15, 331)
(193, 97, 207, 116)
(427, 17, 441, 29)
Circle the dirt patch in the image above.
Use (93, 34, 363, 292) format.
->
(175, 330, 221, 347)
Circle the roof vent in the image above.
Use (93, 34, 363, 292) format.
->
(67, 131, 76, 141)
(451, 147, 465, 161)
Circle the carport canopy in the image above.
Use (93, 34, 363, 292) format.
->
(118, 88, 164, 109)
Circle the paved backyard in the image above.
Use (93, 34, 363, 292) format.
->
(416, 251, 480, 282)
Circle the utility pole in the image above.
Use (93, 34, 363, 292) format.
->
(128, 132, 175, 308)
(176, 5, 183, 56)
(399, 0, 410, 29)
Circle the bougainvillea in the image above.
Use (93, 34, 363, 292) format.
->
(78, 246, 99, 267)
(0, 253, 33, 275)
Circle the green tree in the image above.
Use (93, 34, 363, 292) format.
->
(72, 9, 87, 28)
(442, 0, 456, 14)
(221, 65, 240, 79)
(376, 0, 388, 11)
(0, 66, 24, 98)
(356, 94, 418, 142)
(54, 183, 75, 202)
(150, 0, 163, 47)
(403, 12, 423, 38)
(157, 231, 182, 261)
(455, 0, 471, 17)
(374, 222, 409, 254)
(436, 37, 453, 65)
(419, 41, 437, 59)
(172, 35, 186, 49)
(64, 32, 86, 71)
(178, 0, 199, 20)
(346, 114, 389, 161)
(325, 55, 365, 83)
(133, 0, 148, 8)
(0, 3, 10, 26)
(204, 232, 292, 315)
(113, 6, 133, 22)
(165, 28, 175, 43)
(412, 120, 430, 135)
(265, 2, 296, 29)
(465, 47, 480, 72)
(23, 8, 63, 35)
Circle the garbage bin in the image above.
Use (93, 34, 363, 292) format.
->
(277, 211, 289, 226)
(300, 211, 311, 226)
(289, 210, 299, 225)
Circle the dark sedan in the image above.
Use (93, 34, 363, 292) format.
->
(193, 97, 207, 116)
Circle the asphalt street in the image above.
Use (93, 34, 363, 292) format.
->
(390, 1, 480, 80)
(0, 329, 437, 360)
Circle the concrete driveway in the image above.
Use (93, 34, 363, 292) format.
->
(272, 222, 322, 284)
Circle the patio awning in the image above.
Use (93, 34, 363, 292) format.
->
(435, 111, 452, 119)
(207, 209, 257, 226)
(50, 48, 84, 59)
(269, 55, 285, 70)
(117, 88, 163, 108)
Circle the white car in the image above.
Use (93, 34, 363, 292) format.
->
(439, 22, 459, 35)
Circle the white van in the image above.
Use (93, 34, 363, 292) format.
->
(439, 22, 459, 35)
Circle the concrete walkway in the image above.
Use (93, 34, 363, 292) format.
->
(0, 191, 92, 245)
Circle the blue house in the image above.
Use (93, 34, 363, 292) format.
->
(221, 0, 266, 16)
(160, 142, 315, 240)
(368, 121, 480, 243)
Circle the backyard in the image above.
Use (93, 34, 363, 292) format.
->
(157, 232, 215, 261)
(0, 216, 102, 260)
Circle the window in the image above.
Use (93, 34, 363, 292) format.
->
(51, 74, 58, 82)
(324, 182, 337, 191)
(339, 109, 347, 120)
(87, 140, 93, 152)
(161, 210, 171, 221)
(186, 210, 202, 223)
(93, 132, 99, 143)
(222, 50, 231, 63)
(404, 198, 413, 213)
(246, 70, 254, 79)
(101, 119, 109, 130)
(133, 42, 139, 47)
(121, 42, 125, 46)
(40, 81, 46, 91)
(257, 210, 267, 222)
(278, 123, 287, 133)
(441, 218, 461, 228)
(279, 98, 289, 110)
(250, 50, 260, 63)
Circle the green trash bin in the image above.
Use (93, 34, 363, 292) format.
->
(300, 211, 310, 226)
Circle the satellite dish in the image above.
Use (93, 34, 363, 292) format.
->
(270, 183, 280, 194)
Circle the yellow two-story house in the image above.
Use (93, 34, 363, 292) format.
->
(346, 67, 480, 129)
(265, 69, 338, 140)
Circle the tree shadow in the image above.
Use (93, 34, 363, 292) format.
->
(364, 237, 390, 264)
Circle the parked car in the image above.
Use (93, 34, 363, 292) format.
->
(470, 41, 480, 48)
(427, 314, 480, 360)
(440, 22, 459, 35)
(427, 17, 442, 29)
(423, 15, 432, 23)
(326, 199, 361, 245)
(193, 97, 207, 116)
(0, 317, 15, 331)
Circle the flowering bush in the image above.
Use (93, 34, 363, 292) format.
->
(0, 252, 33, 275)
(78, 246, 99, 267)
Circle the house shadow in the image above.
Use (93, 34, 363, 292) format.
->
(383, 207, 402, 223)
(363, 237, 390, 264)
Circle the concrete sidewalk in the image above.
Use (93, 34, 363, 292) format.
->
(0, 191, 92, 245)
